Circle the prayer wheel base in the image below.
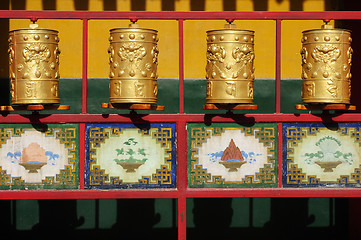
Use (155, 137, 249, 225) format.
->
(0, 104, 70, 111)
(203, 104, 258, 110)
(101, 103, 165, 111)
(295, 104, 356, 111)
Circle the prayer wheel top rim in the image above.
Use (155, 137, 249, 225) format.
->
(9, 28, 58, 34)
(207, 28, 254, 35)
(110, 27, 158, 33)
(302, 28, 351, 35)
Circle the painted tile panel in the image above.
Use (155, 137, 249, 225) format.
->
(85, 123, 176, 189)
(188, 123, 278, 188)
(0, 124, 79, 189)
(283, 123, 361, 187)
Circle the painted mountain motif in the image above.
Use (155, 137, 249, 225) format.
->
(19, 142, 47, 173)
(219, 139, 246, 172)
(221, 139, 244, 161)
(188, 123, 277, 188)
(0, 124, 79, 189)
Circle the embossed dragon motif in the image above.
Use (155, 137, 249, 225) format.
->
(22, 43, 51, 63)
(206, 44, 226, 79)
(232, 45, 254, 64)
(230, 44, 255, 79)
(118, 42, 147, 63)
(207, 44, 226, 63)
(311, 44, 341, 63)
(118, 42, 147, 77)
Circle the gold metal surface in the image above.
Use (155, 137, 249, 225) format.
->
(301, 23, 352, 104)
(9, 24, 61, 105)
(206, 24, 255, 104)
(108, 23, 159, 104)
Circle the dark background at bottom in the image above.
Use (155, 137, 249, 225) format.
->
(0, 197, 351, 240)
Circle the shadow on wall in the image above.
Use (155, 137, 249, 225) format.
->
(189, 198, 348, 239)
(111, 199, 161, 238)
(32, 200, 85, 233)
(192, 198, 233, 238)
(0, 198, 349, 239)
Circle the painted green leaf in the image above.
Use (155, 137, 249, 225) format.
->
(127, 149, 135, 155)
(138, 148, 146, 156)
(116, 148, 124, 155)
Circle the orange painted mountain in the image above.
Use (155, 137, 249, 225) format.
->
(20, 142, 47, 164)
(221, 139, 244, 161)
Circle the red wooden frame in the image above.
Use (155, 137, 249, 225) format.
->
(1, 10, 361, 239)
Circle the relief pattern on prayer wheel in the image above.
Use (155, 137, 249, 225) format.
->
(301, 24, 352, 104)
(9, 24, 61, 104)
(108, 24, 159, 104)
(206, 24, 255, 104)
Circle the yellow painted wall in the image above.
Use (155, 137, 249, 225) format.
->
(9, 0, 331, 79)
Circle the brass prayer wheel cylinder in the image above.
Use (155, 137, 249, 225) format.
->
(108, 24, 159, 104)
(301, 24, 352, 104)
(9, 24, 61, 105)
(206, 24, 255, 104)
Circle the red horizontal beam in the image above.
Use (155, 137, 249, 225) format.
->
(186, 188, 361, 198)
(0, 188, 361, 200)
(2, 10, 361, 20)
(1, 113, 361, 123)
(0, 189, 179, 200)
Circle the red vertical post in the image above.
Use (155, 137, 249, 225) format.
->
(278, 123, 283, 188)
(79, 123, 85, 189)
(177, 19, 187, 240)
(275, 19, 282, 113)
(276, 19, 282, 188)
(80, 19, 88, 189)
(177, 119, 187, 240)
(82, 18, 88, 114)
(178, 19, 185, 114)
(178, 196, 187, 240)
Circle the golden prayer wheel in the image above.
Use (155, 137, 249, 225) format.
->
(9, 24, 61, 105)
(206, 24, 255, 104)
(301, 23, 352, 104)
(108, 23, 159, 104)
